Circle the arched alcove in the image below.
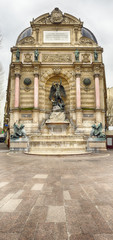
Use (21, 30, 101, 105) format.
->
(45, 76, 70, 112)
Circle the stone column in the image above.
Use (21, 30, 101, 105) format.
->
(76, 73, 81, 109)
(75, 73, 82, 127)
(94, 73, 102, 124)
(14, 73, 20, 108)
(34, 73, 39, 108)
(94, 74, 100, 109)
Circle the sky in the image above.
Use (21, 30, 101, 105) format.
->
(0, 0, 113, 126)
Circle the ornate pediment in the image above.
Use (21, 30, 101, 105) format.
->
(79, 37, 97, 46)
(33, 8, 81, 25)
(18, 36, 35, 45)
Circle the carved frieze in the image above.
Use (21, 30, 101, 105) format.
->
(21, 68, 34, 72)
(42, 54, 72, 63)
(24, 54, 32, 63)
(18, 37, 35, 45)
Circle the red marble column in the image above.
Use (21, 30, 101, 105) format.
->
(15, 74, 20, 108)
(34, 74, 39, 108)
(76, 74, 81, 109)
(95, 74, 100, 109)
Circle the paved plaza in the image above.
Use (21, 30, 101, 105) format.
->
(0, 148, 113, 240)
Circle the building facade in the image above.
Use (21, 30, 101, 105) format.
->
(6, 8, 107, 153)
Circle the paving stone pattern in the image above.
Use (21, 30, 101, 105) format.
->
(0, 151, 113, 239)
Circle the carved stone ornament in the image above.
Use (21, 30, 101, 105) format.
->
(50, 8, 63, 24)
(24, 54, 32, 63)
(21, 68, 33, 72)
(18, 36, 35, 45)
(79, 37, 93, 45)
(82, 54, 90, 63)
(83, 78, 91, 86)
(62, 16, 76, 24)
(42, 54, 72, 63)
(24, 78, 32, 86)
(53, 67, 61, 75)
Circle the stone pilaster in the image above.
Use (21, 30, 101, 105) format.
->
(75, 73, 82, 127)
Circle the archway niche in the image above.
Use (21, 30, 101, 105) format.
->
(45, 76, 70, 113)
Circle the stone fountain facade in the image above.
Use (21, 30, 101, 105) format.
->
(6, 8, 107, 154)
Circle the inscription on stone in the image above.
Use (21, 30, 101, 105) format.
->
(83, 114, 94, 118)
(43, 31, 70, 43)
(21, 114, 32, 118)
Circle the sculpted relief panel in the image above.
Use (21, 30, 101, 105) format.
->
(24, 53, 33, 63)
(79, 37, 97, 46)
(18, 37, 35, 45)
(34, 8, 79, 25)
(42, 54, 72, 63)
(82, 54, 91, 63)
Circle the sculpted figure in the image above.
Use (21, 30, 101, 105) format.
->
(94, 50, 98, 61)
(34, 49, 39, 61)
(11, 123, 26, 139)
(90, 123, 106, 139)
(75, 49, 79, 61)
(16, 49, 20, 61)
(49, 79, 66, 110)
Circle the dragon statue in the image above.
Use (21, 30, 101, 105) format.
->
(11, 123, 26, 139)
(90, 123, 106, 139)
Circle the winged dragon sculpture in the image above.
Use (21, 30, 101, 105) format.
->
(11, 123, 26, 139)
(90, 123, 106, 139)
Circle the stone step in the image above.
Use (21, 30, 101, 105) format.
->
(30, 135, 85, 141)
(30, 138, 86, 143)
(28, 148, 87, 155)
(30, 141, 86, 148)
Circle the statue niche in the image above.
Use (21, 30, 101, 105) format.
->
(46, 78, 69, 132)
(49, 79, 66, 111)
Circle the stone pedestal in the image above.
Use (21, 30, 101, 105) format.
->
(87, 137, 106, 152)
(46, 107, 69, 135)
(10, 137, 29, 152)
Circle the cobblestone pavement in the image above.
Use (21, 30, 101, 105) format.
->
(0, 150, 113, 240)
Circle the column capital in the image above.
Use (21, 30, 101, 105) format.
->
(75, 73, 81, 78)
(15, 73, 21, 78)
(94, 73, 100, 78)
(36, 27, 39, 31)
(74, 27, 78, 31)
(34, 73, 39, 77)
